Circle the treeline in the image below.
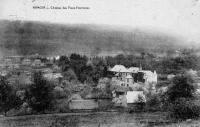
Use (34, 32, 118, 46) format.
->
(57, 54, 109, 84)
(0, 20, 185, 56)
(56, 50, 200, 84)
(104, 52, 200, 74)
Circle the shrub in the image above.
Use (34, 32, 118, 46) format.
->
(169, 98, 200, 120)
(62, 69, 78, 82)
(144, 93, 162, 112)
(53, 86, 67, 99)
(54, 99, 70, 113)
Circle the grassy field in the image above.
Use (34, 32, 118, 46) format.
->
(0, 112, 199, 127)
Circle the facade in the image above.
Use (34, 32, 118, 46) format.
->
(138, 70, 157, 84)
(124, 75, 134, 87)
(110, 65, 138, 87)
(126, 91, 146, 104)
(112, 89, 146, 107)
(109, 65, 157, 87)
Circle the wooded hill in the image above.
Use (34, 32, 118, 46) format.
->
(0, 20, 194, 57)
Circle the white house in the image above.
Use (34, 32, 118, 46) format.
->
(112, 90, 146, 107)
(109, 65, 157, 87)
(126, 91, 146, 103)
(139, 70, 157, 84)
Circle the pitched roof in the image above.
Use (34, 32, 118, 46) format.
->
(139, 70, 154, 76)
(110, 65, 141, 73)
(68, 94, 83, 102)
(127, 67, 139, 73)
(110, 65, 127, 72)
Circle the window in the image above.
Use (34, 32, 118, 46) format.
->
(127, 79, 129, 82)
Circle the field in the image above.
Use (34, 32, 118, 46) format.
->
(1, 112, 199, 127)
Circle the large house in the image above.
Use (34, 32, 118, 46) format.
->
(109, 65, 157, 87)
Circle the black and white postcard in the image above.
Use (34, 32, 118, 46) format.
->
(0, 0, 200, 126)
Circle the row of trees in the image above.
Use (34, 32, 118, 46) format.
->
(57, 52, 200, 85)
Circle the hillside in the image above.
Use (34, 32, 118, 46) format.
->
(0, 20, 189, 57)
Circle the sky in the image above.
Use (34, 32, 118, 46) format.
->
(0, 0, 200, 44)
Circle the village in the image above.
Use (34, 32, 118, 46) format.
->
(1, 50, 200, 121)
(0, 53, 163, 112)
(2, 0, 200, 125)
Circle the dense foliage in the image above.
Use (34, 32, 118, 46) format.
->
(166, 75, 195, 102)
(169, 98, 200, 119)
(165, 75, 200, 119)
(57, 50, 200, 85)
(1, 49, 200, 117)
(25, 72, 55, 113)
(58, 54, 109, 84)
(0, 77, 22, 115)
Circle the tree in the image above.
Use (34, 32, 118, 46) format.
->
(80, 65, 94, 83)
(69, 54, 88, 83)
(165, 75, 200, 119)
(169, 98, 200, 119)
(62, 69, 78, 82)
(166, 75, 195, 103)
(0, 76, 22, 116)
(58, 55, 70, 72)
(26, 71, 54, 113)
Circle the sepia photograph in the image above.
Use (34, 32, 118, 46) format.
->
(0, 0, 200, 126)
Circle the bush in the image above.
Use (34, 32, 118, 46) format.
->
(144, 93, 162, 112)
(169, 98, 200, 120)
(54, 99, 70, 113)
(53, 86, 67, 99)
(62, 69, 78, 82)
